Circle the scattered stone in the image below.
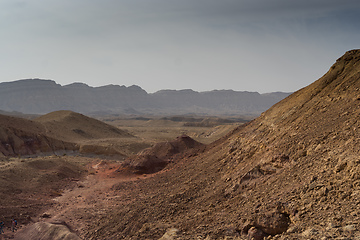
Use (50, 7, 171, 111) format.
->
(342, 224, 356, 232)
(301, 228, 318, 238)
(40, 212, 51, 218)
(158, 228, 183, 240)
(255, 211, 291, 235)
(334, 161, 347, 173)
(286, 225, 298, 233)
(327, 222, 340, 230)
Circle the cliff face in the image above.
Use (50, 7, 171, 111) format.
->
(0, 79, 290, 115)
(84, 50, 360, 239)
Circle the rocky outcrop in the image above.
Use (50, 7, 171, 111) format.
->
(121, 135, 204, 174)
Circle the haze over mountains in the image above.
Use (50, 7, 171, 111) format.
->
(0, 79, 290, 116)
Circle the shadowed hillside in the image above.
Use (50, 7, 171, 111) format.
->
(78, 49, 360, 239)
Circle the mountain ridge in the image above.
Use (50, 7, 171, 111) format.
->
(0, 79, 291, 116)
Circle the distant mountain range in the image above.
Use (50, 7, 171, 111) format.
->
(0, 79, 291, 116)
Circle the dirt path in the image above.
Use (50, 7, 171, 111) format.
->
(17, 160, 148, 239)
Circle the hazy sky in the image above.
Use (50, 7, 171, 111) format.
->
(1, 1, 360, 93)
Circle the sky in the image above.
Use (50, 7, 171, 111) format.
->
(1, 0, 360, 93)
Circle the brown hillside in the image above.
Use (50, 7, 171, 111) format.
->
(79, 50, 360, 239)
(0, 114, 44, 134)
(34, 111, 134, 157)
(0, 111, 134, 157)
(0, 114, 77, 156)
(35, 110, 133, 142)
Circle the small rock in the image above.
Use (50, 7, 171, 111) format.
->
(301, 228, 318, 237)
(334, 161, 347, 173)
(40, 212, 51, 218)
(158, 228, 182, 240)
(255, 211, 291, 235)
(326, 222, 340, 230)
(342, 224, 356, 232)
(286, 225, 298, 233)
(319, 186, 329, 197)
(247, 227, 267, 240)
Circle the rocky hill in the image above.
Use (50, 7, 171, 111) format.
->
(34, 110, 133, 142)
(120, 135, 205, 174)
(0, 111, 133, 157)
(0, 114, 77, 157)
(0, 79, 290, 116)
(74, 49, 360, 239)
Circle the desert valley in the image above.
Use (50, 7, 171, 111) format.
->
(1, 49, 360, 240)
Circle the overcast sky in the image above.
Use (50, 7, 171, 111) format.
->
(1, 0, 360, 93)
